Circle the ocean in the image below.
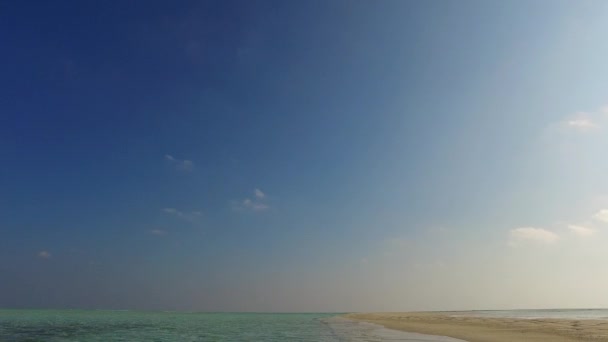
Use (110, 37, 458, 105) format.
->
(0, 310, 462, 341)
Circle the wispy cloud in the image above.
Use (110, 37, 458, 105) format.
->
(243, 199, 269, 211)
(149, 229, 167, 236)
(165, 154, 194, 171)
(509, 227, 560, 246)
(38, 250, 51, 259)
(567, 224, 596, 237)
(233, 188, 270, 212)
(254, 188, 265, 199)
(554, 107, 606, 133)
(565, 116, 599, 131)
(514, 208, 606, 243)
(593, 209, 608, 223)
(162, 208, 178, 214)
(162, 208, 202, 221)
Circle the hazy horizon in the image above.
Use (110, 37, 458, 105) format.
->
(2, 0, 608, 313)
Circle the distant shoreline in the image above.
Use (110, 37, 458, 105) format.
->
(344, 312, 608, 341)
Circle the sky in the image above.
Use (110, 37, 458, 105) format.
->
(1, 0, 608, 312)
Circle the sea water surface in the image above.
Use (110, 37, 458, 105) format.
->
(0, 310, 464, 341)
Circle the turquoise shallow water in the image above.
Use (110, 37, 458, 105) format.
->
(0, 311, 339, 341)
(0, 311, 337, 341)
(0, 310, 465, 341)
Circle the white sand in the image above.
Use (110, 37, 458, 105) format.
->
(345, 312, 608, 341)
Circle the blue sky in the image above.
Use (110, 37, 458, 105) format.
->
(2, 0, 608, 312)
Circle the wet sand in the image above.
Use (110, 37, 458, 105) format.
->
(344, 312, 608, 341)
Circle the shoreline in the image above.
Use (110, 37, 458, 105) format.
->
(326, 316, 467, 341)
(344, 312, 608, 341)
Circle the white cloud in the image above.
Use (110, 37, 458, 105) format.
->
(567, 225, 596, 237)
(556, 108, 605, 133)
(165, 154, 194, 171)
(233, 189, 270, 212)
(509, 227, 560, 246)
(593, 209, 608, 223)
(38, 250, 51, 259)
(254, 188, 265, 199)
(162, 208, 202, 221)
(566, 117, 599, 130)
(149, 229, 167, 236)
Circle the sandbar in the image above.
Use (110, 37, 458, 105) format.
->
(344, 312, 608, 341)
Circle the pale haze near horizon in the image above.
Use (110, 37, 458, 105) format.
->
(2, 1, 608, 312)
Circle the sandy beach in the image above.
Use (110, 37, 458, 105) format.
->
(345, 312, 608, 341)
